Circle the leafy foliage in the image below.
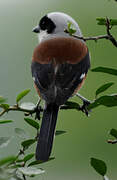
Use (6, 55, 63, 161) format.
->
(95, 82, 114, 98)
(0, 96, 6, 104)
(24, 118, 39, 130)
(28, 157, 55, 167)
(0, 120, 13, 124)
(91, 67, 117, 76)
(55, 130, 66, 136)
(67, 21, 77, 35)
(0, 156, 17, 167)
(16, 89, 30, 103)
(88, 94, 117, 110)
(90, 158, 107, 176)
(23, 153, 35, 163)
(96, 17, 117, 26)
(0, 104, 9, 110)
(110, 128, 117, 139)
(21, 139, 36, 150)
(61, 101, 80, 110)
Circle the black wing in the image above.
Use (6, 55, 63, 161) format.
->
(31, 52, 90, 105)
(55, 52, 90, 105)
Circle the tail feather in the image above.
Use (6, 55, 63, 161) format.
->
(36, 103, 59, 161)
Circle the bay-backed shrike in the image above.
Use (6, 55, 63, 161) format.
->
(31, 12, 90, 161)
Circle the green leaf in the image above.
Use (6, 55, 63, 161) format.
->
(21, 139, 36, 149)
(87, 100, 100, 110)
(18, 167, 45, 176)
(67, 21, 77, 35)
(28, 160, 42, 166)
(23, 153, 35, 163)
(90, 158, 107, 176)
(110, 128, 117, 139)
(68, 21, 72, 29)
(0, 97, 6, 104)
(96, 18, 106, 25)
(14, 128, 28, 139)
(0, 156, 17, 166)
(96, 17, 117, 26)
(0, 104, 9, 110)
(24, 118, 39, 130)
(88, 94, 117, 110)
(16, 89, 30, 103)
(0, 120, 13, 124)
(91, 67, 117, 76)
(61, 101, 80, 110)
(110, 19, 117, 26)
(20, 102, 36, 111)
(55, 130, 66, 136)
(95, 82, 114, 98)
(0, 137, 11, 148)
(28, 157, 55, 166)
(16, 159, 24, 163)
(97, 94, 117, 107)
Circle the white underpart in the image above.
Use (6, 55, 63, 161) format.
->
(38, 30, 48, 43)
(80, 73, 85, 80)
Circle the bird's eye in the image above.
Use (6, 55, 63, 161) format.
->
(39, 15, 56, 33)
(41, 21, 45, 25)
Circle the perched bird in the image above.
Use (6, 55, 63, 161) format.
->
(31, 12, 90, 161)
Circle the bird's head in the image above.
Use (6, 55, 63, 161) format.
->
(32, 12, 82, 43)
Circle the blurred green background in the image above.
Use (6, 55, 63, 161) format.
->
(0, 0, 117, 179)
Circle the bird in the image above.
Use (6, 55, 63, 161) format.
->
(31, 12, 90, 161)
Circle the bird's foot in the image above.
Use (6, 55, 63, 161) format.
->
(35, 106, 42, 120)
(79, 100, 91, 116)
(76, 93, 91, 116)
(35, 99, 43, 120)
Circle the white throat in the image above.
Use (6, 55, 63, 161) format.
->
(38, 30, 49, 43)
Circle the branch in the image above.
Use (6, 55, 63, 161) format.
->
(0, 98, 89, 118)
(65, 17, 117, 47)
(0, 104, 43, 117)
(64, 32, 109, 41)
(23, 174, 26, 180)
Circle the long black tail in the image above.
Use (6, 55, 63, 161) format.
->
(36, 103, 59, 161)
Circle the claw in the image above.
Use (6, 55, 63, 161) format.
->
(35, 106, 41, 120)
(35, 99, 42, 120)
(76, 93, 91, 116)
(79, 100, 91, 116)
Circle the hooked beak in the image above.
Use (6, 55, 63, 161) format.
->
(32, 25, 40, 33)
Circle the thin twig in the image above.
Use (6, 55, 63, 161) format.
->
(65, 17, 117, 47)
(0, 109, 6, 116)
(23, 174, 26, 180)
(105, 17, 117, 47)
(0, 104, 43, 117)
(65, 32, 109, 42)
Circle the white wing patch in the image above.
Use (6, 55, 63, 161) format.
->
(80, 73, 85, 80)
(32, 76, 35, 82)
